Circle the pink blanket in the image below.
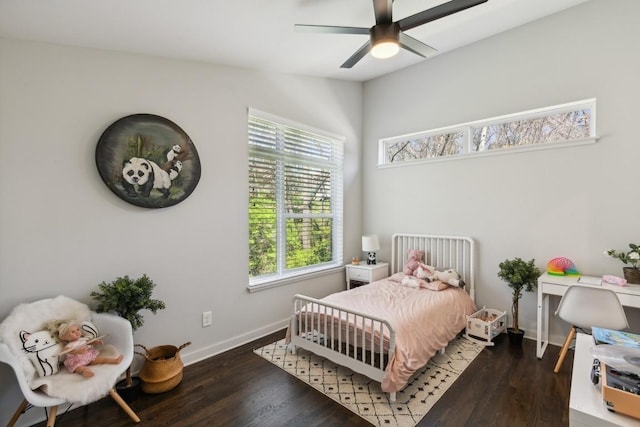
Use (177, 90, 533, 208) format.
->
(291, 276, 476, 392)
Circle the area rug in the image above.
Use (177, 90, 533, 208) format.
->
(254, 336, 483, 427)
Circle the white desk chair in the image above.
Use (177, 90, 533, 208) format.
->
(0, 296, 140, 426)
(553, 284, 628, 373)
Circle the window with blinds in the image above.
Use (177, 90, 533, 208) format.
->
(248, 109, 344, 289)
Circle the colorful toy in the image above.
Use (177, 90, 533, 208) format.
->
(546, 257, 579, 276)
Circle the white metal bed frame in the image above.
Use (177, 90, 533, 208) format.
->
(288, 234, 475, 402)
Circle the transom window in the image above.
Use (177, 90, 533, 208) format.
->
(248, 109, 344, 290)
(379, 99, 596, 166)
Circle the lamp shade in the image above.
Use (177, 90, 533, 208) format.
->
(362, 235, 380, 252)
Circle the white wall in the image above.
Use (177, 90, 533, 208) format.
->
(0, 38, 363, 426)
(362, 0, 640, 344)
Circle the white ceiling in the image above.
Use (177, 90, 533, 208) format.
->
(0, 0, 588, 82)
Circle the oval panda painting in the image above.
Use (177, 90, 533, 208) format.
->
(96, 114, 201, 208)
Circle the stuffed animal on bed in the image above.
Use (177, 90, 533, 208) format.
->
(429, 268, 466, 288)
(415, 263, 435, 279)
(403, 250, 425, 275)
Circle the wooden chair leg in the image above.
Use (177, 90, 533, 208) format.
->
(554, 326, 576, 373)
(46, 405, 58, 427)
(7, 399, 29, 427)
(109, 389, 141, 423)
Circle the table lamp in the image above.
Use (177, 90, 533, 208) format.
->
(362, 235, 380, 265)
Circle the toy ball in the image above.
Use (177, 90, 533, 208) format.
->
(546, 257, 579, 276)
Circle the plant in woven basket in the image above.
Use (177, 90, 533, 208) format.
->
(497, 258, 540, 337)
(91, 274, 166, 387)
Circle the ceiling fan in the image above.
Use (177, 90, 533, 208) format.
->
(295, 0, 488, 68)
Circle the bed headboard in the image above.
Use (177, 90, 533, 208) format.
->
(391, 234, 475, 301)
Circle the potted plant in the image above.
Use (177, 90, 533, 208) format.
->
(604, 244, 640, 284)
(91, 274, 166, 400)
(498, 258, 540, 345)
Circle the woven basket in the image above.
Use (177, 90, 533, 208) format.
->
(136, 342, 191, 394)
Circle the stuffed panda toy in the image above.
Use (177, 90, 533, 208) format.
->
(122, 157, 172, 198)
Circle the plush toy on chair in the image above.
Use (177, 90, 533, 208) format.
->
(429, 269, 466, 289)
(403, 250, 425, 276)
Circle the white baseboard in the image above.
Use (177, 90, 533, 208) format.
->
(180, 318, 289, 367)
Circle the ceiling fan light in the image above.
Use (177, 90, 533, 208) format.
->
(371, 41, 399, 59)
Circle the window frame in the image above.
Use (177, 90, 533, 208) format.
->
(248, 108, 344, 292)
(378, 99, 597, 167)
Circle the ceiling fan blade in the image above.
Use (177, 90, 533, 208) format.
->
(398, 0, 488, 32)
(340, 41, 372, 69)
(372, 0, 393, 24)
(399, 33, 437, 58)
(295, 24, 369, 35)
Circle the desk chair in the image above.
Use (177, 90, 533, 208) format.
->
(553, 284, 628, 373)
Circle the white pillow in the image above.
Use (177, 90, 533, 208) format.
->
(18, 329, 63, 377)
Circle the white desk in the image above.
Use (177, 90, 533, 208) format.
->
(537, 273, 640, 359)
(570, 333, 640, 426)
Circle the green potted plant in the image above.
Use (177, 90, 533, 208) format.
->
(604, 244, 640, 284)
(91, 274, 166, 400)
(498, 258, 540, 345)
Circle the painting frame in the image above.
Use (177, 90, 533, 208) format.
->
(95, 114, 201, 208)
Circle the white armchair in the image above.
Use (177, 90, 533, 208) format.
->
(0, 295, 140, 426)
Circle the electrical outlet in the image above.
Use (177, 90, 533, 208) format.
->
(202, 311, 212, 327)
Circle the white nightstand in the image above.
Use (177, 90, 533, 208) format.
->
(345, 262, 389, 289)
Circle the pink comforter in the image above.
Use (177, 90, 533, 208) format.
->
(299, 276, 476, 392)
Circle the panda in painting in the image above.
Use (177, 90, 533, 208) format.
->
(166, 144, 182, 161)
(168, 160, 182, 180)
(122, 157, 172, 198)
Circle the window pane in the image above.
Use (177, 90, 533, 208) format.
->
(248, 117, 278, 150)
(285, 163, 332, 214)
(385, 131, 464, 163)
(286, 218, 333, 269)
(284, 128, 334, 161)
(249, 157, 277, 277)
(471, 108, 592, 151)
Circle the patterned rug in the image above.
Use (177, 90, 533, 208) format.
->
(254, 336, 483, 427)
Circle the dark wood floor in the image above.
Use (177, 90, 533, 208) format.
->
(32, 331, 573, 427)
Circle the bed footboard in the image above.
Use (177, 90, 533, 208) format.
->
(289, 294, 397, 401)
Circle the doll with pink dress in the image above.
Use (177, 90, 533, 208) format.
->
(58, 320, 122, 378)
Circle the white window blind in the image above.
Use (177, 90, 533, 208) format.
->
(248, 109, 344, 289)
